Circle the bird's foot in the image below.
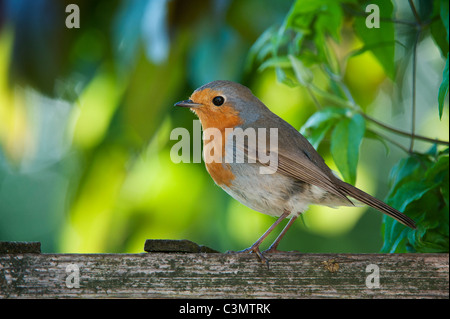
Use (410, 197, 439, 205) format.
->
(226, 245, 269, 267)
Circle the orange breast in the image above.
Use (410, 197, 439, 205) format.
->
(205, 162, 235, 187)
(194, 104, 243, 187)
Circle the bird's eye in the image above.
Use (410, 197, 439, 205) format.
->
(212, 96, 224, 106)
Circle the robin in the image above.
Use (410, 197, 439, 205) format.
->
(175, 80, 416, 264)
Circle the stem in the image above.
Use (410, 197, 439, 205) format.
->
(308, 84, 450, 146)
(308, 83, 354, 109)
(361, 113, 449, 146)
(407, 0, 424, 152)
(306, 86, 322, 110)
(408, 0, 422, 26)
(367, 128, 412, 155)
(409, 32, 420, 152)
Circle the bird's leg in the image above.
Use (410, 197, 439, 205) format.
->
(237, 210, 290, 264)
(263, 214, 299, 254)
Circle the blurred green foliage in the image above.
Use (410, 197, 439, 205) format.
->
(0, 0, 448, 254)
(250, 0, 449, 252)
(382, 146, 449, 252)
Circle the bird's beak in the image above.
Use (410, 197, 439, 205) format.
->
(174, 99, 202, 108)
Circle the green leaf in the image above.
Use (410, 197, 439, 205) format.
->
(364, 130, 390, 156)
(442, 167, 449, 207)
(330, 112, 365, 184)
(257, 56, 292, 72)
(407, 205, 449, 253)
(386, 155, 428, 198)
(386, 181, 435, 214)
(282, 0, 346, 68)
(425, 154, 449, 182)
(289, 55, 313, 86)
(381, 222, 410, 253)
(430, 1, 449, 57)
(440, 0, 449, 43)
(286, 0, 351, 38)
(438, 55, 449, 119)
(246, 26, 278, 71)
(354, 0, 396, 79)
(300, 107, 346, 148)
(382, 153, 449, 253)
(316, 5, 342, 42)
(382, 185, 434, 253)
(406, 191, 449, 253)
(275, 67, 297, 88)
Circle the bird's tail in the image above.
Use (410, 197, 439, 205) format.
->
(337, 181, 417, 229)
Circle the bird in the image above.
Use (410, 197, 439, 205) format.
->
(175, 80, 416, 264)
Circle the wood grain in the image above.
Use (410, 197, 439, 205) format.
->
(0, 253, 448, 298)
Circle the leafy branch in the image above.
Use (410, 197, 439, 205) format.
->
(247, 0, 449, 253)
(301, 77, 449, 148)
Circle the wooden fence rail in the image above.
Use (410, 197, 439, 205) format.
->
(0, 241, 448, 299)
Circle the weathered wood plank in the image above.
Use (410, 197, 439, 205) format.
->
(0, 253, 448, 298)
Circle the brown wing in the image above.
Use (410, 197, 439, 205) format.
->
(275, 152, 352, 201)
(237, 114, 353, 203)
(238, 111, 416, 229)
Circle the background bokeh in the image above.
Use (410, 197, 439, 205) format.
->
(0, 0, 448, 253)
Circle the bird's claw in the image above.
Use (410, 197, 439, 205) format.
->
(228, 245, 269, 267)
